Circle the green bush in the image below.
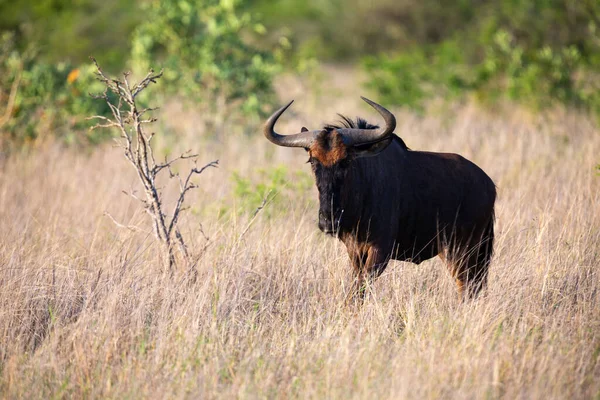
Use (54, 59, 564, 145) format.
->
(0, 33, 111, 147)
(362, 1, 600, 114)
(0, 0, 140, 72)
(363, 39, 471, 112)
(130, 0, 283, 130)
(231, 166, 313, 218)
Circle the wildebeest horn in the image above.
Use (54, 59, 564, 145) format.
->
(263, 100, 321, 148)
(337, 97, 397, 146)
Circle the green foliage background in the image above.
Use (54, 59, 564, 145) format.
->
(362, 0, 600, 113)
(0, 33, 111, 147)
(1, 0, 600, 147)
(130, 0, 282, 126)
(230, 166, 313, 218)
(0, 0, 140, 72)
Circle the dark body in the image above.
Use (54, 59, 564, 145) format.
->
(264, 97, 496, 300)
(314, 135, 496, 298)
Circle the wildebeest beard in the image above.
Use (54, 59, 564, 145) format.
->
(313, 160, 351, 236)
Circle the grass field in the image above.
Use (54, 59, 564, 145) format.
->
(1, 72, 599, 398)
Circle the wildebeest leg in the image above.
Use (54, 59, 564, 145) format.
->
(347, 245, 390, 303)
(464, 226, 494, 298)
(346, 250, 368, 304)
(462, 219, 494, 298)
(438, 251, 465, 299)
(454, 249, 490, 299)
(444, 250, 490, 300)
(364, 245, 391, 284)
(446, 226, 494, 300)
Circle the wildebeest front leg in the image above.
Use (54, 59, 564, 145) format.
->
(346, 250, 368, 304)
(347, 245, 390, 303)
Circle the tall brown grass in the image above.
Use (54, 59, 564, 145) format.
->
(1, 77, 599, 398)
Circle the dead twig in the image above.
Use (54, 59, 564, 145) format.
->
(103, 212, 144, 232)
(236, 190, 276, 244)
(89, 57, 218, 272)
(0, 62, 23, 129)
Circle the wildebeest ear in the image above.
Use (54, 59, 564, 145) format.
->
(301, 127, 309, 152)
(351, 137, 393, 159)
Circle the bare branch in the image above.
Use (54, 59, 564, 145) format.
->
(153, 151, 198, 174)
(86, 115, 113, 123)
(139, 107, 160, 118)
(132, 69, 164, 98)
(90, 57, 217, 272)
(236, 190, 275, 243)
(121, 189, 148, 206)
(167, 159, 219, 237)
(0, 62, 23, 129)
(193, 159, 220, 176)
(103, 212, 143, 232)
(198, 223, 210, 242)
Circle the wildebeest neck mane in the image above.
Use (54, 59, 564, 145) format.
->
(324, 115, 379, 131)
(324, 115, 409, 150)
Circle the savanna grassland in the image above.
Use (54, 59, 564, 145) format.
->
(1, 71, 599, 399)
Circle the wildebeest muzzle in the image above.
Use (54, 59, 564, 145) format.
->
(318, 210, 343, 236)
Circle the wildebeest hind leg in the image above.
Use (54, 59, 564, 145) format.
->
(467, 240, 493, 298)
(454, 243, 492, 300)
(439, 251, 466, 300)
(463, 223, 494, 298)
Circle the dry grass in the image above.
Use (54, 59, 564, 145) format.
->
(1, 72, 599, 399)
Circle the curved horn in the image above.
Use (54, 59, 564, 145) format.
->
(263, 101, 319, 148)
(337, 97, 396, 146)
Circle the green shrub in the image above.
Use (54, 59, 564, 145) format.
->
(480, 31, 588, 108)
(363, 39, 472, 112)
(362, 1, 600, 114)
(0, 33, 112, 147)
(130, 0, 283, 131)
(0, 0, 140, 72)
(231, 166, 313, 218)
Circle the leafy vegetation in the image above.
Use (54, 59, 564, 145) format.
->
(363, 1, 600, 113)
(0, 0, 140, 72)
(0, 0, 285, 147)
(0, 33, 111, 147)
(2, 0, 600, 148)
(130, 0, 282, 128)
(231, 166, 313, 217)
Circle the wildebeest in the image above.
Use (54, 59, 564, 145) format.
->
(263, 97, 496, 300)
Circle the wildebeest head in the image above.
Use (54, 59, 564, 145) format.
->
(264, 97, 397, 235)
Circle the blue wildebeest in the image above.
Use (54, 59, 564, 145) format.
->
(263, 97, 496, 300)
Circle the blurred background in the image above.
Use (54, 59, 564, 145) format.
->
(1, 0, 599, 148)
(2, 4, 600, 397)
